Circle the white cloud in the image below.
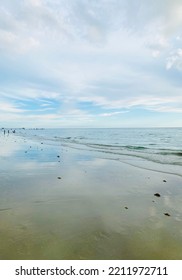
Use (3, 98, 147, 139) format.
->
(0, 101, 26, 113)
(99, 111, 129, 117)
(166, 49, 182, 70)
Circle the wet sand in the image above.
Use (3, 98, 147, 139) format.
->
(0, 133, 182, 259)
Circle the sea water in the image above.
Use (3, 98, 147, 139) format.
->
(17, 127, 182, 172)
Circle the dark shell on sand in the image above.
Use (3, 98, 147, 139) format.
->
(154, 193, 161, 197)
(164, 213, 170, 217)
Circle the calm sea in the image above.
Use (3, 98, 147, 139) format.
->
(16, 128, 182, 168)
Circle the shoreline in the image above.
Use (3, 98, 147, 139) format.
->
(15, 128, 182, 178)
(0, 133, 182, 259)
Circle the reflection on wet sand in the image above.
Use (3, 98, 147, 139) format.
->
(0, 133, 182, 259)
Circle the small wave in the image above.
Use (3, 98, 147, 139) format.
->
(158, 152, 182, 157)
(84, 143, 148, 151)
(125, 145, 148, 150)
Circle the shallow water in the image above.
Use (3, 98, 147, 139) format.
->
(16, 128, 182, 163)
(0, 131, 182, 259)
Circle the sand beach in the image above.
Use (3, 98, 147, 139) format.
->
(0, 130, 182, 259)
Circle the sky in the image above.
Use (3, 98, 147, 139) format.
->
(0, 0, 182, 128)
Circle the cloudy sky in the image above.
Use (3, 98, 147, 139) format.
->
(0, 0, 182, 128)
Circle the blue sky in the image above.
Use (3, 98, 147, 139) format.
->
(0, 0, 182, 128)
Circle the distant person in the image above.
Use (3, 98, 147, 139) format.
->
(4, 130, 5, 135)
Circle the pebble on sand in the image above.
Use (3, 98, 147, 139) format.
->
(164, 213, 170, 217)
(154, 193, 161, 197)
(125, 207, 128, 209)
(163, 179, 167, 182)
(57, 177, 62, 179)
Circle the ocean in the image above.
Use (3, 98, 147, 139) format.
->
(16, 127, 182, 174)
